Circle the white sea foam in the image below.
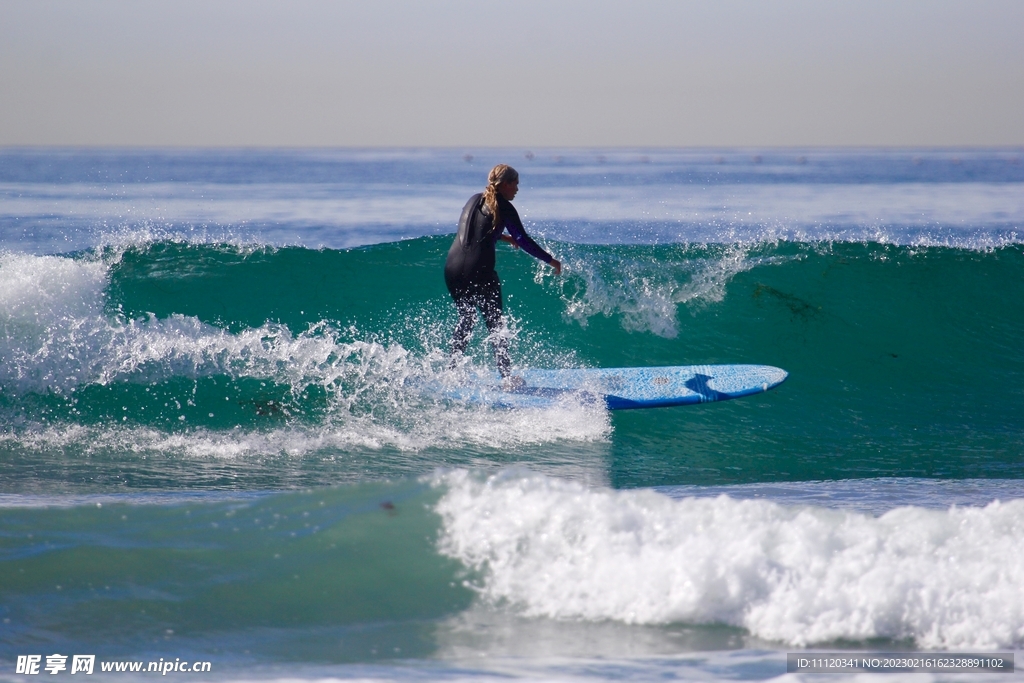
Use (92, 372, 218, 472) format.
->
(435, 470, 1024, 649)
(554, 245, 789, 338)
(0, 400, 608, 460)
(0, 250, 373, 394)
(0, 252, 609, 456)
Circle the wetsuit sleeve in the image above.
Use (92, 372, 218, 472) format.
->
(503, 206, 555, 264)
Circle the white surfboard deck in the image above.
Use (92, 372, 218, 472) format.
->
(423, 364, 788, 410)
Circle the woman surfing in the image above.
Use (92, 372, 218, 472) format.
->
(444, 164, 561, 383)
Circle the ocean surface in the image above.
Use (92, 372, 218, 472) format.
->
(2, 147, 1024, 681)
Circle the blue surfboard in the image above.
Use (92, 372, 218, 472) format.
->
(424, 364, 787, 410)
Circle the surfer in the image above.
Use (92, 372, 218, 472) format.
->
(444, 164, 561, 381)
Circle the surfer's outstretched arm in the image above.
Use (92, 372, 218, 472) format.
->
(500, 202, 562, 274)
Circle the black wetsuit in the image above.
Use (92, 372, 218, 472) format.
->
(444, 193, 554, 376)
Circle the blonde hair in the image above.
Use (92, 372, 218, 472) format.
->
(482, 164, 519, 233)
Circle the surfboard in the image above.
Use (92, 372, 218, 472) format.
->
(424, 364, 787, 410)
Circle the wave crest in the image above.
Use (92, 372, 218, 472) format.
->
(436, 470, 1024, 648)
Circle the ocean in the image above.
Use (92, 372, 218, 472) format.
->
(1, 147, 1023, 681)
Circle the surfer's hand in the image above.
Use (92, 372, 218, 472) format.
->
(501, 234, 518, 248)
(550, 259, 562, 275)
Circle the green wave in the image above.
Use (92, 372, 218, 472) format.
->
(3, 237, 1023, 488)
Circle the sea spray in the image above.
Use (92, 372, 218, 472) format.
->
(0, 249, 609, 484)
(4, 239, 1024, 488)
(435, 469, 1024, 648)
(3, 147, 1024, 681)
(553, 242, 795, 337)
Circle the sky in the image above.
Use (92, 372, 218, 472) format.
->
(1, 0, 1023, 148)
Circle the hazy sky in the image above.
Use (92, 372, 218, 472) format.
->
(2, 0, 1022, 147)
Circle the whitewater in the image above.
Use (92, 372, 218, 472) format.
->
(2, 147, 1023, 682)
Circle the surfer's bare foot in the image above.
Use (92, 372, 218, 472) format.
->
(502, 375, 526, 391)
